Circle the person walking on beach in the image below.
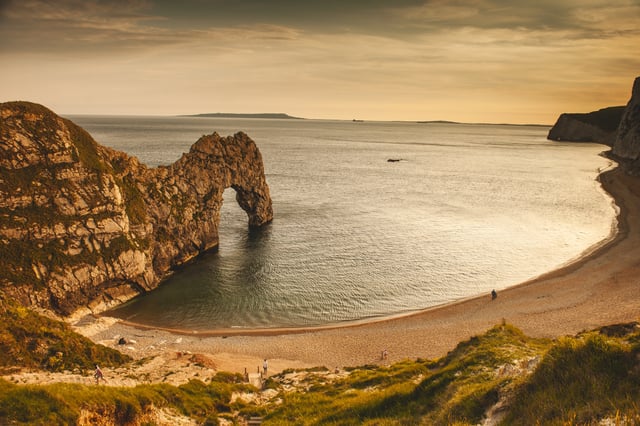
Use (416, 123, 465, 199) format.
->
(263, 359, 268, 376)
(94, 365, 105, 384)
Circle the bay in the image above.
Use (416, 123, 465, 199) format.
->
(70, 116, 616, 330)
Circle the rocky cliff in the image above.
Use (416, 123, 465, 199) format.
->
(612, 77, 640, 162)
(0, 101, 272, 315)
(547, 106, 625, 146)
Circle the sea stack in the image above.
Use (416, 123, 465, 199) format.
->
(0, 101, 273, 315)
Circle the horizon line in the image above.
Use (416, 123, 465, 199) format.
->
(63, 111, 551, 127)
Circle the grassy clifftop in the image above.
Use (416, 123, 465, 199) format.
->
(0, 296, 130, 374)
(265, 324, 639, 425)
(1, 317, 638, 425)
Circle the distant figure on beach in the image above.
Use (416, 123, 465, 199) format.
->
(382, 349, 388, 360)
(263, 359, 268, 376)
(491, 289, 497, 300)
(94, 365, 105, 384)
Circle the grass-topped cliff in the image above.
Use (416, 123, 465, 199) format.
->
(0, 374, 254, 425)
(0, 101, 150, 314)
(547, 106, 626, 145)
(0, 295, 130, 374)
(0, 101, 273, 316)
(1, 314, 638, 425)
(263, 324, 640, 425)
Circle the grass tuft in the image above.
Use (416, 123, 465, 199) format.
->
(0, 297, 130, 373)
(1, 312, 638, 425)
(504, 330, 640, 425)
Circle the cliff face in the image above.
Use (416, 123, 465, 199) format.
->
(547, 106, 625, 146)
(0, 101, 272, 315)
(612, 77, 640, 161)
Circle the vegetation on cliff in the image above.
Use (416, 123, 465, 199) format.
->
(0, 374, 254, 425)
(504, 326, 640, 424)
(1, 321, 638, 425)
(0, 101, 273, 316)
(0, 296, 130, 374)
(0, 101, 148, 313)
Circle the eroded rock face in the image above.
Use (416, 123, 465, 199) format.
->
(547, 106, 625, 146)
(139, 131, 273, 273)
(0, 101, 272, 315)
(612, 77, 640, 161)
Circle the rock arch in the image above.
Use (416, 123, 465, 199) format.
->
(145, 131, 273, 272)
(0, 101, 274, 314)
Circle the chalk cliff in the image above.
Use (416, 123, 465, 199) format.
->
(547, 106, 625, 146)
(612, 77, 640, 162)
(0, 101, 272, 315)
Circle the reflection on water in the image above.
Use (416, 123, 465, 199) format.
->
(69, 116, 616, 330)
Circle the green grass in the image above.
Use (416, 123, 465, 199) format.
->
(0, 231, 139, 293)
(118, 175, 148, 225)
(1, 303, 638, 425)
(504, 329, 640, 425)
(0, 295, 258, 425)
(0, 372, 258, 425)
(0, 297, 130, 373)
(108, 154, 149, 226)
(263, 324, 551, 425)
(261, 324, 639, 425)
(0, 101, 149, 296)
(63, 117, 110, 174)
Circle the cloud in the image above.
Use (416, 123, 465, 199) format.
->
(3, 0, 637, 56)
(390, 0, 640, 36)
(0, 0, 306, 56)
(570, 2, 640, 36)
(2, 0, 154, 21)
(0, 0, 637, 122)
(0, 0, 173, 54)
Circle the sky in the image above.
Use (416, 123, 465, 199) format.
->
(0, 0, 639, 124)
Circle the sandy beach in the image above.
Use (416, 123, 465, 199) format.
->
(74, 164, 640, 378)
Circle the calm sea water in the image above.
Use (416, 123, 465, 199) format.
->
(70, 116, 616, 330)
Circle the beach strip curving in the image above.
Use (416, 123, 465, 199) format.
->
(80, 163, 640, 374)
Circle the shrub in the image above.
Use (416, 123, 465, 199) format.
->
(0, 298, 130, 372)
(504, 332, 640, 425)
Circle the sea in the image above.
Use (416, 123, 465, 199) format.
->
(69, 115, 617, 331)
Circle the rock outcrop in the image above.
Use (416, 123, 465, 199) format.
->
(612, 77, 640, 161)
(0, 101, 272, 315)
(547, 106, 625, 146)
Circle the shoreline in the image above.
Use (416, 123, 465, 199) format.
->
(78, 163, 640, 374)
(106, 158, 622, 339)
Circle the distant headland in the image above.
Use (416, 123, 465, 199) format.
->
(182, 112, 303, 120)
(548, 76, 640, 168)
(547, 106, 626, 146)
